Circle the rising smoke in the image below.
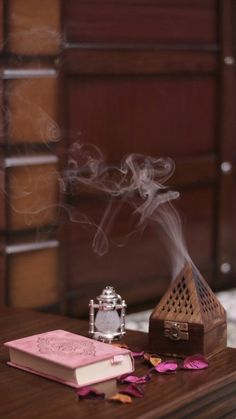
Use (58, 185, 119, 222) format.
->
(65, 142, 192, 279)
(0, 21, 193, 279)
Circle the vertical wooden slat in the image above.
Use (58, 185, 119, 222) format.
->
(0, 0, 63, 311)
(0, 1, 5, 306)
(216, 0, 236, 286)
(0, 247, 6, 307)
(0, 0, 3, 51)
(7, 0, 61, 55)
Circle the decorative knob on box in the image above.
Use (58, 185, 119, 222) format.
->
(89, 286, 126, 343)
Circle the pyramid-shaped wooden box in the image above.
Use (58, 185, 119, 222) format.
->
(149, 263, 227, 358)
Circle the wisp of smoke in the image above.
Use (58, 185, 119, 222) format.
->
(65, 143, 192, 279)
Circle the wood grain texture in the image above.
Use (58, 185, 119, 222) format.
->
(64, 0, 217, 44)
(60, 0, 236, 317)
(172, 154, 216, 187)
(0, 157, 6, 230)
(6, 76, 59, 144)
(0, 1, 62, 311)
(149, 263, 227, 357)
(0, 0, 3, 52)
(0, 79, 4, 144)
(8, 247, 59, 308)
(7, 162, 59, 230)
(64, 154, 216, 196)
(64, 48, 218, 75)
(216, 0, 236, 286)
(0, 248, 6, 307)
(66, 76, 217, 160)
(0, 308, 236, 418)
(7, 0, 61, 55)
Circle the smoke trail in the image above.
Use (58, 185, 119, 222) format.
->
(5, 79, 62, 147)
(65, 143, 192, 278)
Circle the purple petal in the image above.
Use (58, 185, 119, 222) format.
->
(120, 384, 145, 398)
(119, 373, 151, 384)
(183, 354, 209, 370)
(76, 386, 105, 400)
(155, 361, 178, 374)
(135, 374, 152, 384)
(118, 375, 139, 383)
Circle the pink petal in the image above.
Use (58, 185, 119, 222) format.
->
(155, 361, 178, 374)
(119, 373, 151, 384)
(120, 384, 145, 398)
(76, 386, 105, 399)
(132, 351, 145, 358)
(183, 354, 209, 370)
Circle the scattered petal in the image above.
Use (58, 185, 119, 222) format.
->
(132, 351, 145, 358)
(118, 373, 151, 384)
(109, 393, 133, 404)
(149, 356, 162, 367)
(182, 354, 209, 370)
(119, 374, 141, 383)
(144, 352, 151, 362)
(120, 384, 145, 398)
(155, 361, 178, 374)
(144, 353, 162, 366)
(76, 386, 105, 400)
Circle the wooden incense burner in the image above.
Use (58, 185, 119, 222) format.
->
(149, 263, 227, 358)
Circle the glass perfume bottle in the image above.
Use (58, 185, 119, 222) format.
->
(89, 286, 126, 343)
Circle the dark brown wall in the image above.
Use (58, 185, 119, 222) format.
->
(0, 0, 235, 316)
(61, 0, 236, 315)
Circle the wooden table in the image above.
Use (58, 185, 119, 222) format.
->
(1, 308, 236, 419)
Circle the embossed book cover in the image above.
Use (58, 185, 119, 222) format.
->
(4, 330, 134, 388)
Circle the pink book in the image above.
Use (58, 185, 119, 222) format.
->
(4, 330, 134, 388)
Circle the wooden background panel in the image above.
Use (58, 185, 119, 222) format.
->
(8, 247, 59, 308)
(64, 0, 217, 44)
(8, 163, 59, 230)
(64, 49, 218, 76)
(0, 0, 3, 52)
(215, 0, 236, 287)
(173, 155, 216, 187)
(0, 79, 4, 143)
(0, 250, 5, 307)
(7, 0, 61, 55)
(67, 76, 217, 161)
(0, 165, 6, 230)
(64, 154, 216, 201)
(6, 77, 59, 144)
(66, 186, 214, 315)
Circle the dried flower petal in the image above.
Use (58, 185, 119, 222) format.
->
(144, 353, 162, 366)
(132, 350, 145, 358)
(76, 386, 105, 400)
(155, 361, 178, 374)
(109, 393, 133, 404)
(118, 373, 151, 384)
(183, 354, 209, 370)
(144, 352, 151, 362)
(149, 355, 162, 367)
(120, 384, 145, 398)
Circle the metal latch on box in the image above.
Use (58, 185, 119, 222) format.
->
(164, 321, 189, 341)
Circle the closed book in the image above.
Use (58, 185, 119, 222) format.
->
(4, 330, 134, 388)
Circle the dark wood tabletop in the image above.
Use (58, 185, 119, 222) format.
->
(1, 307, 236, 419)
